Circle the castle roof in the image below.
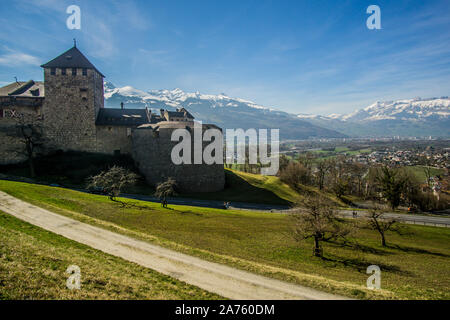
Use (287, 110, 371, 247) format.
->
(41, 46, 105, 77)
(96, 108, 150, 126)
(0, 80, 44, 98)
(166, 108, 195, 119)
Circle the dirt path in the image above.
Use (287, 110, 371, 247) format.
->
(0, 191, 347, 300)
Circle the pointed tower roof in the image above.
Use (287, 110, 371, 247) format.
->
(41, 46, 104, 77)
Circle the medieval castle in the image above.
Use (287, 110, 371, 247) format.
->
(0, 45, 225, 192)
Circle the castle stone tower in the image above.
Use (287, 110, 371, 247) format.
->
(40, 44, 104, 152)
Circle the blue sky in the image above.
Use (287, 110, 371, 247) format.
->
(0, 0, 449, 115)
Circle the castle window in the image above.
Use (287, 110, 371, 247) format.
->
(72, 68, 77, 76)
(51, 68, 56, 75)
(0, 109, 3, 118)
(80, 88, 88, 100)
(82, 68, 87, 76)
(61, 68, 66, 75)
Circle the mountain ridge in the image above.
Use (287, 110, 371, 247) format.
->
(104, 82, 449, 139)
(104, 81, 346, 140)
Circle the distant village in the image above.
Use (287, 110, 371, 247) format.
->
(351, 148, 449, 169)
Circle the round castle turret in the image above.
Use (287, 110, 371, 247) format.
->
(132, 121, 225, 193)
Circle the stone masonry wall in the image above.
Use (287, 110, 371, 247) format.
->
(132, 124, 225, 193)
(42, 68, 101, 153)
(0, 104, 43, 165)
(96, 125, 133, 155)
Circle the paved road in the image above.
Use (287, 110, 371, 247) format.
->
(4, 177, 450, 227)
(340, 210, 450, 228)
(119, 193, 450, 228)
(120, 193, 290, 211)
(0, 191, 347, 300)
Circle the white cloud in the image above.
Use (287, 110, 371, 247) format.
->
(0, 50, 40, 67)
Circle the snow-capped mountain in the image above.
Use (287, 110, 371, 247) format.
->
(297, 97, 450, 137)
(339, 98, 449, 122)
(104, 82, 346, 140)
(104, 82, 449, 138)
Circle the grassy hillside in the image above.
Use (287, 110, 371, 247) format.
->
(0, 152, 308, 205)
(1, 179, 449, 300)
(0, 211, 220, 300)
(187, 169, 346, 207)
(405, 166, 445, 183)
(185, 169, 299, 205)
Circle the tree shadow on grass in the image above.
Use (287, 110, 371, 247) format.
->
(320, 254, 413, 276)
(173, 209, 203, 217)
(328, 240, 391, 256)
(388, 244, 450, 258)
(185, 170, 292, 206)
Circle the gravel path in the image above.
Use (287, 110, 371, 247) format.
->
(0, 191, 347, 300)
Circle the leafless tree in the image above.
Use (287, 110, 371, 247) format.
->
(87, 166, 138, 202)
(315, 159, 332, 190)
(376, 166, 406, 210)
(279, 162, 311, 189)
(423, 166, 433, 188)
(366, 209, 399, 247)
(348, 163, 367, 196)
(290, 196, 351, 257)
(154, 177, 178, 208)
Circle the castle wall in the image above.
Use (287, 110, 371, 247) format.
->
(0, 104, 42, 165)
(96, 125, 133, 155)
(42, 68, 101, 153)
(132, 125, 225, 193)
(0, 126, 27, 165)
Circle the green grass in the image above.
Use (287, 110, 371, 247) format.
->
(186, 169, 345, 207)
(0, 210, 220, 300)
(0, 151, 346, 208)
(184, 169, 293, 205)
(311, 147, 372, 158)
(405, 166, 445, 183)
(0, 152, 297, 206)
(1, 179, 449, 300)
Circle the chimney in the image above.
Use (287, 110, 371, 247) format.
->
(121, 102, 124, 110)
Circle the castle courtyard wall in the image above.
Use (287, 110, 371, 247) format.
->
(132, 125, 225, 193)
(96, 125, 133, 155)
(0, 104, 43, 165)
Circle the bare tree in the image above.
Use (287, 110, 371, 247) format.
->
(277, 154, 291, 175)
(423, 166, 433, 188)
(154, 177, 178, 208)
(87, 166, 138, 202)
(279, 162, 310, 190)
(366, 209, 399, 247)
(376, 166, 406, 210)
(348, 163, 367, 196)
(290, 196, 351, 257)
(332, 176, 349, 199)
(315, 159, 332, 190)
